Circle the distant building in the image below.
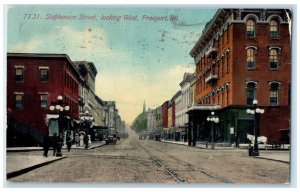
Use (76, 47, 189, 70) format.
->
(7, 53, 80, 146)
(188, 9, 291, 146)
(161, 101, 169, 140)
(105, 101, 117, 135)
(179, 73, 195, 142)
(74, 61, 104, 127)
(172, 91, 182, 141)
(147, 108, 155, 131)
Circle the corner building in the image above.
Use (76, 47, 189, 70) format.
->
(188, 9, 291, 146)
(7, 53, 80, 146)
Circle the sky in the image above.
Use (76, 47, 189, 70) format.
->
(7, 5, 217, 124)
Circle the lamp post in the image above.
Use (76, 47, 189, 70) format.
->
(207, 111, 219, 150)
(80, 110, 94, 147)
(246, 99, 265, 156)
(80, 110, 94, 132)
(49, 95, 70, 157)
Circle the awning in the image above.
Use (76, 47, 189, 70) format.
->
(186, 104, 220, 114)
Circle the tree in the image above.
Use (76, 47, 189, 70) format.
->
(132, 112, 147, 133)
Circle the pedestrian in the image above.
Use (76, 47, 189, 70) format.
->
(43, 135, 49, 157)
(75, 133, 80, 147)
(84, 133, 89, 149)
(66, 134, 72, 152)
(52, 133, 58, 156)
(80, 133, 84, 146)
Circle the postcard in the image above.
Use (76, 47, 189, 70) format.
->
(4, 4, 292, 187)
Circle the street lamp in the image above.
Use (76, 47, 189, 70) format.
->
(80, 110, 94, 133)
(207, 111, 219, 150)
(246, 99, 265, 156)
(49, 95, 70, 157)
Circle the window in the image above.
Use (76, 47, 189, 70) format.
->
(40, 94, 48, 108)
(270, 83, 279, 106)
(247, 48, 255, 69)
(269, 49, 279, 69)
(270, 19, 279, 38)
(40, 68, 48, 81)
(15, 94, 24, 109)
(246, 19, 255, 37)
(15, 67, 24, 81)
(247, 82, 256, 104)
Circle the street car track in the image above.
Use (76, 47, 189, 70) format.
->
(141, 141, 234, 184)
(137, 142, 189, 183)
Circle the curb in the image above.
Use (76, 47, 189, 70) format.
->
(161, 140, 235, 150)
(6, 156, 67, 179)
(254, 156, 290, 164)
(7, 143, 106, 152)
(88, 144, 105, 150)
(7, 148, 43, 152)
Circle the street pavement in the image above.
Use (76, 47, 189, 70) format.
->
(6, 140, 289, 180)
(6, 141, 105, 179)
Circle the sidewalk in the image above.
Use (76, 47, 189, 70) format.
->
(161, 140, 290, 163)
(6, 142, 106, 179)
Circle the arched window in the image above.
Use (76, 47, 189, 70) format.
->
(270, 19, 279, 38)
(247, 48, 255, 69)
(246, 19, 255, 37)
(246, 82, 256, 104)
(269, 49, 279, 69)
(270, 82, 280, 106)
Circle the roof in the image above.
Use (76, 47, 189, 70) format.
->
(7, 52, 81, 77)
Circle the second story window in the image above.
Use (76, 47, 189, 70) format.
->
(15, 67, 24, 81)
(246, 19, 255, 37)
(15, 94, 24, 109)
(270, 83, 280, 106)
(246, 82, 256, 105)
(40, 68, 49, 82)
(269, 49, 279, 69)
(270, 19, 279, 38)
(40, 94, 48, 108)
(247, 48, 255, 69)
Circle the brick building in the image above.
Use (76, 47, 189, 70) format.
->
(187, 9, 291, 146)
(7, 53, 80, 146)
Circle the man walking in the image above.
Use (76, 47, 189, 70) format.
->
(43, 135, 49, 157)
(66, 133, 72, 152)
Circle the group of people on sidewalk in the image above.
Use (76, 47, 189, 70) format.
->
(42, 131, 90, 157)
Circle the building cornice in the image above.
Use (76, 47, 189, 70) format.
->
(8, 52, 81, 77)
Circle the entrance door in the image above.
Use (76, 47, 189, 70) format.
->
(237, 119, 254, 143)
